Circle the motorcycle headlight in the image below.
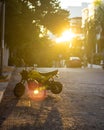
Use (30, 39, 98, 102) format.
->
(34, 89, 39, 95)
(28, 87, 46, 101)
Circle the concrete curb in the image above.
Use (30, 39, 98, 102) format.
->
(0, 67, 15, 103)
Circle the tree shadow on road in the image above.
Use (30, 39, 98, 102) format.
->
(0, 95, 64, 130)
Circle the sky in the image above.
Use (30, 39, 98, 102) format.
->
(59, 0, 94, 8)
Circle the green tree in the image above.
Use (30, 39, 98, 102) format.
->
(93, 0, 104, 52)
(83, 0, 104, 64)
(84, 19, 96, 62)
(5, 0, 70, 66)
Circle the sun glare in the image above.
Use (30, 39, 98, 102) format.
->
(56, 30, 75, 43)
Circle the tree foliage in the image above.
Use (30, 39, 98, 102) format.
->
(83, 0, 104, 63)
(5, 0, 70, 66)
(93, 0, 104, 52)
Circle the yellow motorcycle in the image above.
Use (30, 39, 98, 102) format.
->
(13, 68, 63, 101)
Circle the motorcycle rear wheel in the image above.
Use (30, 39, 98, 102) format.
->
(13, 82, 25, 97)
(50, 81, 63, 94)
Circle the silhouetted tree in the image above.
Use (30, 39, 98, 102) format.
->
(5, 0, 70, 66)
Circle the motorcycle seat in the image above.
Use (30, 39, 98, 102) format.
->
(39, 69, 58, 77)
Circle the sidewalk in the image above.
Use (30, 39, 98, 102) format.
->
(0, 66, 14, 102)
(87, 64, 102, 69)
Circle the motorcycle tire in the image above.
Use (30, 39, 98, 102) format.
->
(50, 81, 63, 94)
(13, 82, 25, 97)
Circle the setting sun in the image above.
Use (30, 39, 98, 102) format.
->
(56, 30, 75, 43)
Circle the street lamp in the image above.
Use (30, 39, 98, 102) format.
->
(0, 0, 5, 76)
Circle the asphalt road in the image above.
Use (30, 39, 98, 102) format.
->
(0, 68, 104, 130)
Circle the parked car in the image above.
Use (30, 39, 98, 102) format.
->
(66, 56, 83, 68)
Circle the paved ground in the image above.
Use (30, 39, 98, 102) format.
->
(0, 64, 102, 102)
(0, 67, 104, 130)
(0, 67, 14, 102)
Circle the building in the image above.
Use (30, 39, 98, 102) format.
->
(70, 17, 82, 34)
(68, 17, 84, 57)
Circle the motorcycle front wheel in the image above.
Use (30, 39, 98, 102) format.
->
(50, 81, 63, 94)
(13, 82, 25, 97)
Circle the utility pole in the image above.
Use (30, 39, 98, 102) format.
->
(0, 0, 5, 76)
